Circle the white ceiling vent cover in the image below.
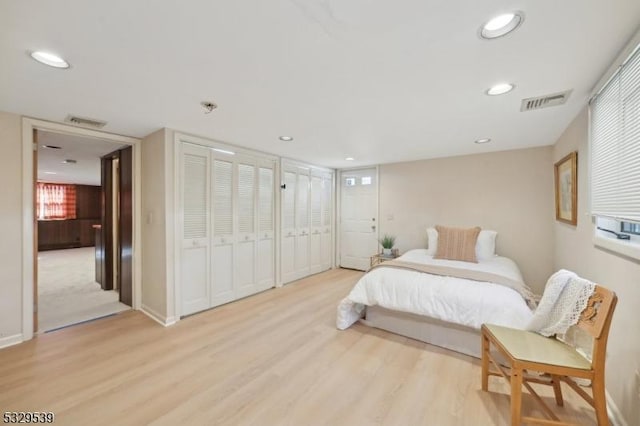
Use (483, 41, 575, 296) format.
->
(520, 90, 572, 112)
(64, 114, 107, 128)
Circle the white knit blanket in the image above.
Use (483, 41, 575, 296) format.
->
(526, 270, 596, 337)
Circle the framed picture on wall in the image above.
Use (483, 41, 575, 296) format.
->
(554, 151, 578, 225)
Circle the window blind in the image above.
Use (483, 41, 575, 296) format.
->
(591, 45, 640, 222)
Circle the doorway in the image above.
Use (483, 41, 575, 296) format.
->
(339, 167, 378, 271)
(34, 130, 132, 332)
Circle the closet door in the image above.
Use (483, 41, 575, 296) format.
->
(256, 163, 275, 290)
(235, 159, 257, 298)
(309, 174, 323, 274)
(180, 144, 211, 316)
(211, 158, 235, 307)
(321, 174, 333, 271)
(281, 170, 297, 283)
(295, 171, 310, 280)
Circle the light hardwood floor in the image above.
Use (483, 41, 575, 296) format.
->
(0, 268, 597, 426)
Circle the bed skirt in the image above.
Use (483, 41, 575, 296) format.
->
(361, 306, 482, 358)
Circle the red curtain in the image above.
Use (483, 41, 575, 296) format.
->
(36, 183, 77, 220)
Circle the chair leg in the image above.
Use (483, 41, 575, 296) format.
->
(510, 367, 523, 426)
(550, 374, 564, 406)
(592, 372, 609, 426)
(481, 332, 489, 391)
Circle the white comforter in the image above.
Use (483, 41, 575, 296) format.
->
(336, 249, 534, 331)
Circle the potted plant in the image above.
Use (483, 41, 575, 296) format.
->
(379, 234, 396, 256)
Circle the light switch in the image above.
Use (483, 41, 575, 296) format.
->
(146, 212, 154, 225)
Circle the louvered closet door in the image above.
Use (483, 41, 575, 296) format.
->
(281, 170, 297, 283)
(181, 144, 211, 316)
(235, 159, 257, 298)
(309, 174, 323, 274)
(295, 171, 311, 280)
(320, 174, 333, 271)
(211, 158, 235, 307)
(256, 163, 275, 290)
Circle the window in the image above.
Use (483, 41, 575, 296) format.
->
(36, 183, 77, 220)
(344, 177, 356, 186)
(590, 42, 640, 258)
(361, 176, 372, 185)
(621, 221, 640, 235)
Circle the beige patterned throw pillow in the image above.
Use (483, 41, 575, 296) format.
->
(434, 225, 481, 263)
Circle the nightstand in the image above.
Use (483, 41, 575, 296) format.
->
(369, 252, 399, 269)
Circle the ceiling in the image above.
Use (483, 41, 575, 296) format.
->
(1, 1, 640, 169)
(37, 131, 126, 185)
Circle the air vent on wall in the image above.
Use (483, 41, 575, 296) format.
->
(64, 114, 107, 128)
(520, 90, 572, 112)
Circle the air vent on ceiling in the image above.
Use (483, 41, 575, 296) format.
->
(520, 90, 572, 112)
(64, 114, 107, 128)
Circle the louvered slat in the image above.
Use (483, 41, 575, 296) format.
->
(259, 167, 274, 232)
(297, 174, 310, 228)
(183, 154, 208, 239)
(322, 176, 332, 227)
(214, 160, 233, 236)
(311, 176, 322, 227)
(283, 171, 296, 230)
(238, 163, 255, 234)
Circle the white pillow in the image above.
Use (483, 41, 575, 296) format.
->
(426, 227, 438, 255)
(426, 227, 497, 260)
(476, 230, 498, 261)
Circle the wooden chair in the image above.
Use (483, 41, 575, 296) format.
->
(481, 285, 617, 425)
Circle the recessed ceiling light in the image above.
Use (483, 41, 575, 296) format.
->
(44, 171, 57, 175)
(345, 157, 355, 161)
(42, 145, 62, 149)
(212, 148, 235, 155)
(486, 83, 515, 96)
(279, 136, 293, 141)
(29, 51, 70, 69)
(480, 12, 524, 39)
(474, 138, 492, 144)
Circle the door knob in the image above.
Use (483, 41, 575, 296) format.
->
(371, 225, 376, 231)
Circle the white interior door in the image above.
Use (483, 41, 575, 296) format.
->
(180, 144, 211, 316)
(211, 158, 235, 306)
(281, 170, 297, 283)
(235, 160, 257, 298)
(340, 168, 378, 271)
(309, 174, 323, 274)
(256, 163, 275, 290)
(320, 174, 333, 270)
(295, 172, 310, 280)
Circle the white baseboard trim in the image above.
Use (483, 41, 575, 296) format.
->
(607, 390, 628, 426)
(141, 304, 176, 327)
(0, 334, 23, 349)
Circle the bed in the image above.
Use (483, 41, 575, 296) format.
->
(336, 248, 536, 358)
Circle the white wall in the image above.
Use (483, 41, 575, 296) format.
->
(140, 128, 176, 324)
(553, 108, 640, 426)
(0, 111, 24, 346)
(379, 146, 555, 292)
(141, 129, 168, 320)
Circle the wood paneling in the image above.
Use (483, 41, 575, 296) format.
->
(119, 146, 133, 306)
(37, 185, 101, 251)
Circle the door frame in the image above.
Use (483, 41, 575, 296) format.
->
(21, 117, 141, 341)
(336, 166, 380, 269)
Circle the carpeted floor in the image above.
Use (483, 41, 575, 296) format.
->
(37, 247, 130, 332)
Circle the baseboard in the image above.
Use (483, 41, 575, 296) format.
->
(0, 334, 23, 349)
(141, 304, 176, 327)
(607, 390, 628, 426)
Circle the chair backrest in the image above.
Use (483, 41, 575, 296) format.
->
(576, 285, 617, 366)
